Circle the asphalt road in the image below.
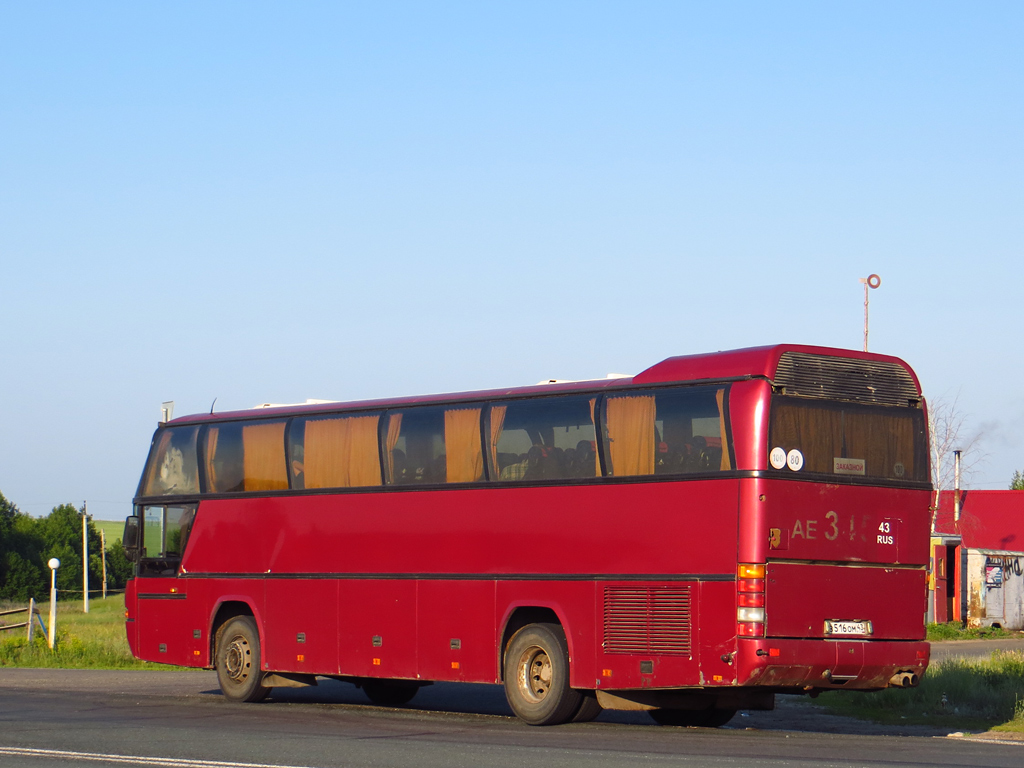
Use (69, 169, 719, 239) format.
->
(930, 639, 1024, 662)
(1, 669, 1021, 768)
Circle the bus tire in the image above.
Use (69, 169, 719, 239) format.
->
(503, 623, 581, 726)
(649, 707, 736, 728)
(571, 692, 602, 723)
(215, 616, 271, 703)
(362, 681, 420, 707)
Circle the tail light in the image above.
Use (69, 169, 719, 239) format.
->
(737, 563, 765, 637)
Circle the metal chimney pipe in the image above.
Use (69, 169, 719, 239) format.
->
(953, 450, 962, 522)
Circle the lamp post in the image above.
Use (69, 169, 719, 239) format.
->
(47, 558, 60, 650)
(858, 274, 881, 351)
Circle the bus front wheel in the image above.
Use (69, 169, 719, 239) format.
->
(503, 623, 582, 725)
(216, 616, 271, 703)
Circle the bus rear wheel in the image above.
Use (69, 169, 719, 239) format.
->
(503, 623, 582, 726)
(216, 616, 270, 703)
(649, 707, 736, 728)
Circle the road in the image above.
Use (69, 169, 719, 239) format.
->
(930, 638, 1024, 662)
(1, 669, 1021, 768)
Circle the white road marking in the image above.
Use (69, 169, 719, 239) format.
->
(0, 747, 316, 768)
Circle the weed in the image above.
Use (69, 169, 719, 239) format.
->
(926, 622, 1017, 641)
(821, 651, 1024, 732)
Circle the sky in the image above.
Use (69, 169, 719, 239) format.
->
(1, 2, 1022, 520)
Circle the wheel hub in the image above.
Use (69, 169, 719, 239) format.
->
(517, 645, 553, 703)
(224, 636, 252, 682)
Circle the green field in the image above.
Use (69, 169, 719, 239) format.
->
(93, 519, 126, 547)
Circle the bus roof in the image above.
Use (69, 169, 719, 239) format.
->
(166, 344, 921, 425)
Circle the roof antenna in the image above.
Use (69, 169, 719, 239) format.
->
(210, 397, 218, 414)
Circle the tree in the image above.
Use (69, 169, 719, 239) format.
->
(0, 493, 132, 601)
(1011, 471, 1024, 491)
(0, 491, 47, 602)
(38, 503, 104, 596)
(104, 540, 135, 589)
(927, 394, 984, 529)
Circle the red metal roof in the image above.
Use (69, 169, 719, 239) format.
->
(169, 343, 919, 425)
(934, 490, 1024, 552)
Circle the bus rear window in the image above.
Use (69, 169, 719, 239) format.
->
(139, 426, 200, 497)
(769, 397, 928, 482)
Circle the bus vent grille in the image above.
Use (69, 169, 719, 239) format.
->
(603, 585, 692, 656)
(774, 352, 919, 406)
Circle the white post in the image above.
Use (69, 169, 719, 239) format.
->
(101, 529, 108, 600)
(47, 558, 60, 650)
(82, 503, 90, 614)
(859, 274, 881, 352)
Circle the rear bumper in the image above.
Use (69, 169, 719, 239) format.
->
(736, 637, 929, 690)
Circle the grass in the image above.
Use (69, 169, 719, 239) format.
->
(820, 651, 1024, 733)
(927, 622, 1019, 641)
(0, 595, 185, 670)
(93, 519, 127, 547)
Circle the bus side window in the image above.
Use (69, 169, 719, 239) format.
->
(295, 413, 382, 489)
(654, 387, 731, 474)
(384, 408, 446, 485)
(489, 397, 598, 481)
(203, 420, 288, 493)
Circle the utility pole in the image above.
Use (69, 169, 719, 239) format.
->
(859, 274, 881, 351)
(100, 529, 107, 600)
(82, 502, 90, 614)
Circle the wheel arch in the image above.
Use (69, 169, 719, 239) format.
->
(208, 598, 263, 668)
(498, 604, 574, 682)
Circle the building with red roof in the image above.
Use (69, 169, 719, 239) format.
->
(931, 490, 1024, 629)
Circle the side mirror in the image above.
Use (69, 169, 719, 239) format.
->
(123, 516, 141, 562)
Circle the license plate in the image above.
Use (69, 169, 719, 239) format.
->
(824, 620, 872, 636)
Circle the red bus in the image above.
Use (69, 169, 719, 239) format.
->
(124, 344, 931, 726)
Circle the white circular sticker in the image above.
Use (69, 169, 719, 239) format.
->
(769, 447, 787, 469)
(787, 449, 804, 471)
(894, 462, 905, 478)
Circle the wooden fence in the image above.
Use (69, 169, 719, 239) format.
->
(0, 598, 48, 642)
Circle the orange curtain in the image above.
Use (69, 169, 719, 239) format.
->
(770, 403, 842, 474)
(445, 407, 483, 483)
(488, 405, 507, 478)
(715, 388, 732, 471)
(205, 427, 220, 492)
(844, 410, 915, 479)
(305, 415, 381, 488)
(242, 422, 288, 491)
(385, 413, 403, 482)
(605, 396, 656, 476)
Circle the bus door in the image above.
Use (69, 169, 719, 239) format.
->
(134, 504, 202, 666)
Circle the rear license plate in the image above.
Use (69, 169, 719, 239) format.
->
(824, 620, 872, 636)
